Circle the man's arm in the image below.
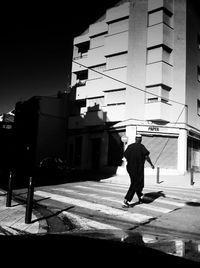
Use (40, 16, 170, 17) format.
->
(145, 155, 155, 169)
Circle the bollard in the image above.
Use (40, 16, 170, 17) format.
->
(25, 176, 34, 224)
(156, 166, 160, 184)
(190, 167, 194, 186)
(6, 171, 13, 207)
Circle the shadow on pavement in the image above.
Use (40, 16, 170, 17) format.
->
(0, 167, 118, 190)
(142, 191, 166, 203)
(186, 201, 200, 207)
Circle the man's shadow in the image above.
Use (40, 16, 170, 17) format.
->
(128, 191, 166, 207)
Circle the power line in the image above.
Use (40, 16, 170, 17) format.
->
(72, 60, 187, 108)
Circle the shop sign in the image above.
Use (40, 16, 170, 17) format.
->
(148, 126, 159, 131)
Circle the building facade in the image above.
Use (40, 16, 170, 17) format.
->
(68, 0, 200, 175)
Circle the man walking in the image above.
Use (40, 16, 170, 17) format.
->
(123, 134, 154, 207)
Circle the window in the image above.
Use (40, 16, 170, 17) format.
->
(74, 41, 90, 59)
(76, 70, 88, 81)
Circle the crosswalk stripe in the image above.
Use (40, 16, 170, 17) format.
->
(54, 188, 176, 213)
(99, 182, 200, 197)
(62, 211, 120, 230)
(93, 183, 197, 204)
(144, 185, 200, 196)
(94, 196, 173, 213)
(158, 193, 199, 203)
(100, 182, 200, 197)
(70, 185, 185, 207)
(34, 190, 154, 224)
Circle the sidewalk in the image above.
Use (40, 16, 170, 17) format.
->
(0, 190, 48, 235)
(102, 171, 200, 189)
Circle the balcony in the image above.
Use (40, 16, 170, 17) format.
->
(146, 62, 172, 88)
(148, 0, 173, 14)
(76, 78, 104, 100)
(144, 101, 171, 122)
(102, 104, 126, 122)
(147, 23, 173, 50)
(87, 46, 106, 66)
(72, 53, 88, 73)
(89, 21, 107, 37)
(105, 2, 130, 23)
(104, 31, 128, 56)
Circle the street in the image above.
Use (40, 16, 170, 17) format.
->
(10, 178, 200, 263)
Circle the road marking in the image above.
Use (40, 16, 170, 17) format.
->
(62, 211, 120, 230)
(69, 185, 186, 207)
(35, 190, 154, 224)
(54, 188, 175, 213)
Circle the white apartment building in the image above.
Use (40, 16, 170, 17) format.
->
(67, 0, 200, 175)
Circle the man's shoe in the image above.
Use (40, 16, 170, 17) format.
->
(123, 199, 131, 208)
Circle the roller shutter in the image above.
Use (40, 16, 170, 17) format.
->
(141, 135, 178, 169)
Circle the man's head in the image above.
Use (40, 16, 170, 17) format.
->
(135, 134, 142, 143)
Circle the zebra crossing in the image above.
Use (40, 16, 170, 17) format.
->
(34, 181, 200, 232)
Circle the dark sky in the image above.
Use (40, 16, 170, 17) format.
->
(0, 0, 119, 114)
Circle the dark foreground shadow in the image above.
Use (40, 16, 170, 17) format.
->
(0, 234, 199, 267)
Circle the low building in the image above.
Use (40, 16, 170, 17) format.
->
(13, 93, 69, 182)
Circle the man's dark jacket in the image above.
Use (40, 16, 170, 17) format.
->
(124, 143, 150, 190)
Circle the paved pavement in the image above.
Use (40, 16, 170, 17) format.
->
(0, 170, 199, 236)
